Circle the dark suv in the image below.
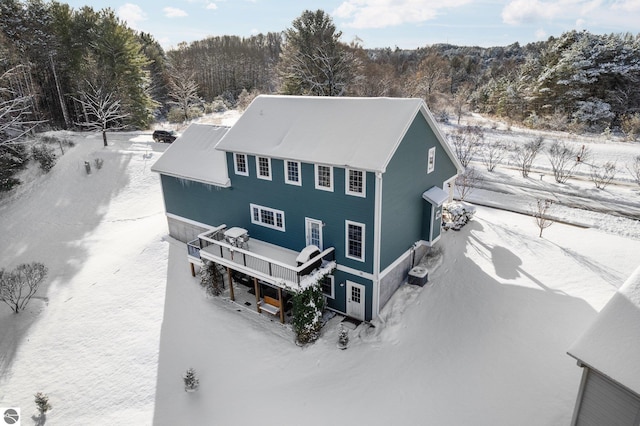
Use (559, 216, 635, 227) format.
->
(153, 130, 177, 143)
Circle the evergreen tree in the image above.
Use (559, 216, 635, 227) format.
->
(278, 9, 358, 96)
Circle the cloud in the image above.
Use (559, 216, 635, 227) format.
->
(612, 0, 640, 11)
(501, 0, 563, 25)
(535, 28, 547, 40)
(118, 3, 147, 28)
(333, 0, 472, 29)
(164, 7, 188, 18)
(206, 3, 218, 10)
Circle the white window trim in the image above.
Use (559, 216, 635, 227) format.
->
(345, 168, 366, 198)
(345, 220, 365, 262)
(250, 203, 285, 231)
(321, 275, 335, 299)
(284, 160, 302, 186)
(256, 156, 272, 181)
(234, 153, 248, 176)
(315, 164, 334, 192)
(305, 217, 323, 250)
(427, 147, 436, 174)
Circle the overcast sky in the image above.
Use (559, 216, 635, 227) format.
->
(64, 0, 640, 50)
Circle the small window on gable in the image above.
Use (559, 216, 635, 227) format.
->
(285, 160, 302, 186)
(315, 164, 333, 191)
(234, 153, 248, 176)
(256, 156, 272, 180)
(320, 274, 335, 299)
(346, 169, 366, 197)
(427, 147, 436, 174)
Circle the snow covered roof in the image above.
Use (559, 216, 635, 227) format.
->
(151, 124, 230, 187)
(568, 265, 640, 395)
(422, 186, 450, 206)
(215, 95, 462, 173)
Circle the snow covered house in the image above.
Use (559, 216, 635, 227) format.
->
(152, 95, 462, 322)
(567, 265, 640, 425)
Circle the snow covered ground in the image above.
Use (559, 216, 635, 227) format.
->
(1, 111, 639, 425)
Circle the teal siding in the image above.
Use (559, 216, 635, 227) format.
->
(380, 113, 457, 270)
(328, 271, 373, 321)
(160, 154, 376, 273)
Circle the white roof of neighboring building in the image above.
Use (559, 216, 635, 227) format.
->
(215, 95, 462, 173)
(151, 124, 230, 187)
(568, 265, 640, 395)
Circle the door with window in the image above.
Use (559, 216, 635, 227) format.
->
(346, 281, 365, 321)
(305, 218, 323, 250)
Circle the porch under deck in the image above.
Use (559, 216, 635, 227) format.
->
(188, 225, 336, 323)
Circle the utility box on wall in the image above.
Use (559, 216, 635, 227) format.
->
(408, 266, 429, 286)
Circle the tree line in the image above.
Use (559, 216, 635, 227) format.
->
(2, 3, 640, 191)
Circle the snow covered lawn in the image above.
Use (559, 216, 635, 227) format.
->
(153, 206, 640, 426)
(0, 132, 168, 424)
(1, 118, 639, 425)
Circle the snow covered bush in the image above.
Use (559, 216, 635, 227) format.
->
(0, 262, 48, 313)
(292, 280, 326, 345)
(31, 143, 57, 173)
(443, 202, 476, 231)
(200, 261, 223, 296)
(337, 323, 349, 350)
(183, 368, 199, 392)
(94, 158, 104, 170)
(589, 161, 617, 189)
(621, 113, 640, 140)
(627, 155, 640, 187)
(34, 392, 52, 414)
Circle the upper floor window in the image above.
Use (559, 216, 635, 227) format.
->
(234, 153, 248, 176)
(345, 220, 365, 262)
(427, 147, 436, 174)
(250, 203, 285, 231)
(256, 156, 272, 180)
(346, 169, 366, 197)
(315, 164, 333, 191)
(285, 160, 302, 186)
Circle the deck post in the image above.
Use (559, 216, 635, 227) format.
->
(190, 262, 195, 277)
(227, 267, 235, 301)
(254, 277, 261, 313)
(278, 287, 284, 324)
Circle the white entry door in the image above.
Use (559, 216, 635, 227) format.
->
(305, 218, 323, 250)
(346, 281, 365, 321)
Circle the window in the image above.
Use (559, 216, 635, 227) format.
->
(320, 275, 335, 299)
(315, 164, 333, 191)
(345, 220, 365, 261)
(285, 160, 302, 186)
(256, 156, 272, 180)
(250, 204, 285, 231)
(234, 153, 248, 176)
(346, 169, 365, 197)
(427, 147, 436, 174)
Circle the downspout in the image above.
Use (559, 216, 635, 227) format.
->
(373, 170, 383, 319)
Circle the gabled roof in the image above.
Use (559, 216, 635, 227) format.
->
(151, 124, 230, 187)
(568, 265, 640, 395)
(215, 95, 463, 173)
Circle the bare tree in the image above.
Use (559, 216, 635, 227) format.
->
(0, 262, 48, 313)
(533, 198, 554, 238)
(512, 136, 544, 178)
(547, 141, 589, 183)
(73, 82, 128, 147)
(167, 65, 203, 122)
(481, 140, 508, 172)
(452, 83, 473, 125)
(627, 155, 640, 187)
(589, 161, 617, 189)
(455, 166, 483, 201)
(450, 126, 484, 168)
(0, 65, 42, 149)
